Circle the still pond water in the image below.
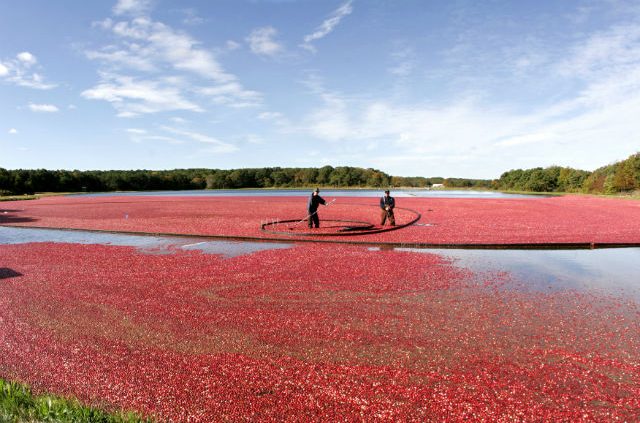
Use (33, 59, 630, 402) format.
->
(2, 226, 638, 301)
(72, 189, 542, 199)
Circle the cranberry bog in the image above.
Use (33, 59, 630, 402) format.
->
(1, 194, 640, 421)
(2, 194, 640, 246)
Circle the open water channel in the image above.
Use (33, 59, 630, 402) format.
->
(73, 189, 542, 198)
(2, 225, 639, 302)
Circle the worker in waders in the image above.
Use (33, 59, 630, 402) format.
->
(307, 188, 327, 228)
(380, 189, 396, 226)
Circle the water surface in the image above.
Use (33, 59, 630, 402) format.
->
(399, 247, 640, 301)
(72, 189, 542, 199)
(0, 226, 291, 258)
(4, 226, 636, 301)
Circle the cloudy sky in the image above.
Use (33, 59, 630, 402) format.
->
(1, 0, 640, 178)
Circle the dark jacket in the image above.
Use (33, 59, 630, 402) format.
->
(380, 195, 395, 210)
(308, 193, 326, 212)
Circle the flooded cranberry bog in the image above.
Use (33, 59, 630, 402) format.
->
(2, 193, 640, 245)
(1, 193, 640, 421)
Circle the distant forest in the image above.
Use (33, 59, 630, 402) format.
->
(495, 152, 640, 194)
(1, 152, 638, 195)
(0, 166, 460, 195)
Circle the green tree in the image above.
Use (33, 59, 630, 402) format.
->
(206, 171, 228, 189)
(317, 166, 334, 185)
(613, 160, 637, 191)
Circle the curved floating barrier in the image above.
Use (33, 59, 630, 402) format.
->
(260, 205, 422, 237)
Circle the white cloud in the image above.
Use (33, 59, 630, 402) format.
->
(126, 128, 147, 134)
(132, 134, 183, 144)
(307, 100, 470, 150)
(142, 135, 182, 143)
(160, 125, 238, 152)
(388, 46, 416, 77)
(494, 132, 557, 147)
(245, 134, 264, 144)
(85, 12, 260, 114)
(85, 48, 156, 72)
(150, 24, 234, 80)
(226, 40, 241, 51)
(181, 8, 205, 26)
(512, 51, 547, 73)
(0, 52, 56, 89)
(197, 82, 262, 107)
(28, 103, 59, 113)
(299, 70, 640, 176)
(8, 128, 18, 134)
(82, 73, 203, 117)
(258, 111, 283, 120)
(23, 73, 56, 90)
(290, 13, 640, 177)
(16, 51, 37, 66)
(389, 61, 414, 77)
(125, 127, 183, 144)
(113, 0, 152, 16)
(246, 26, 283, 57)
(559, 24, 640, 79)
(305, 100, 350, 141)
(301, 0, 353, 52)
(93, 18, 114, 30)
(257, 111, 290, 128)
(89, 17, 234, 81)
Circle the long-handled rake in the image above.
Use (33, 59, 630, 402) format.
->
(289, 198, 336, 229)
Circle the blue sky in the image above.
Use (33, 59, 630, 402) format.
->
(1, 0, 639, 178)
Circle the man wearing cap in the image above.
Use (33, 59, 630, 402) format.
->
(380, 190, 396, 226)
(307, 188, 327, 228)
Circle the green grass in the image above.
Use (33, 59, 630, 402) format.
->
(0, 195, 40, 202)
(0, 378, 150, 422)
(0, 192, 76, 202)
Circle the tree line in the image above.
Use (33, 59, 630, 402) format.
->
(0, 166, 454, 195)
(495, 152, 640, 193)
(2, 152, 637, 195)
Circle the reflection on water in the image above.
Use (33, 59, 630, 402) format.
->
(0, 227, 291, 258)
(71, 189, 541, 199)
(179, 240, 291, 257)
(397, 247, 640, 301)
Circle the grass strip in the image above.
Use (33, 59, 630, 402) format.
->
(0, 378, 150, 422)
(0, 195, 39, 202)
